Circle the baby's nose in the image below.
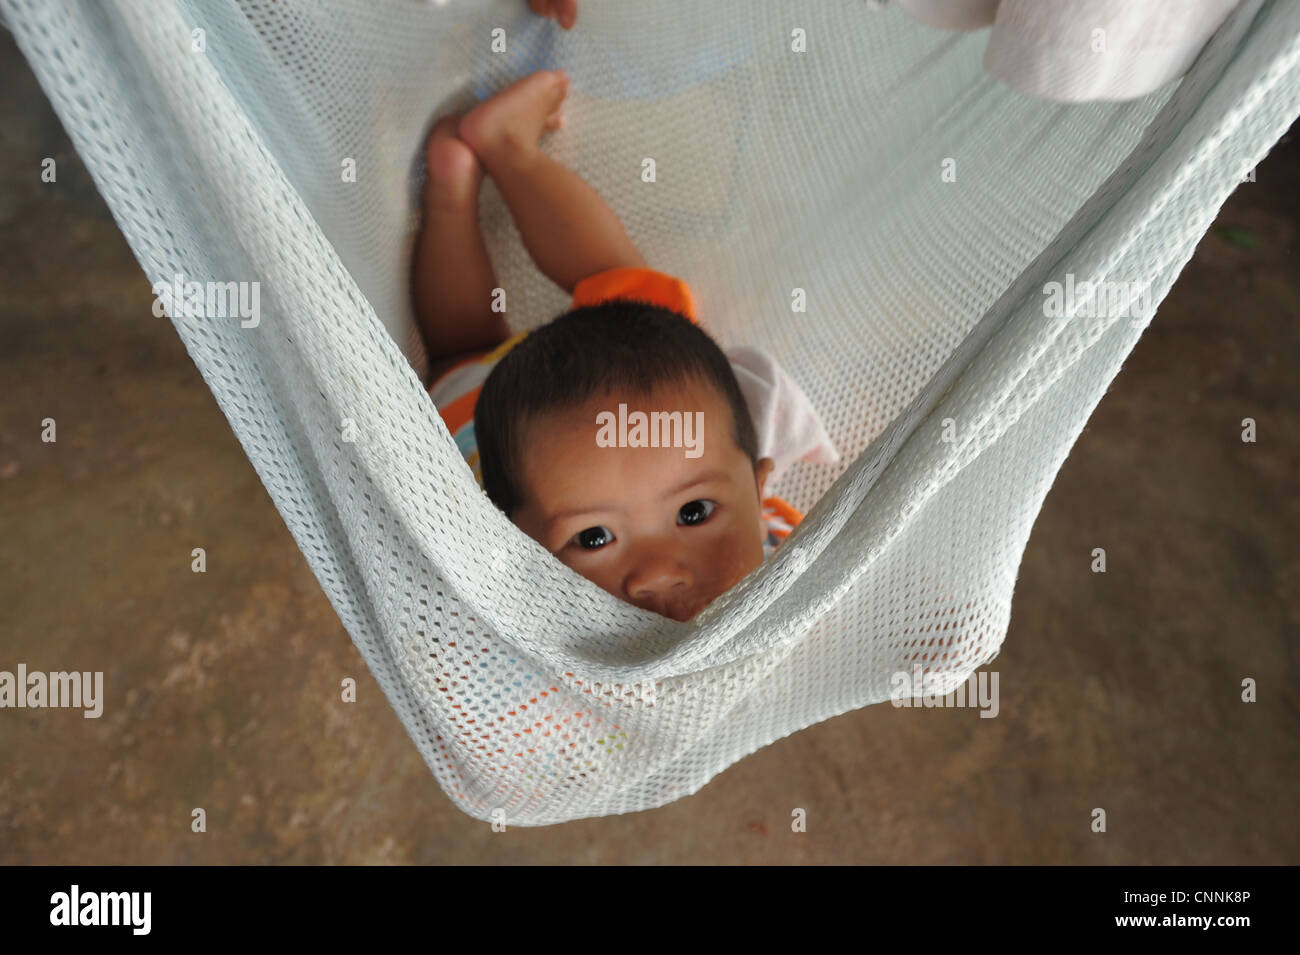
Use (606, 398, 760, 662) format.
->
(625, 551, 694, 612)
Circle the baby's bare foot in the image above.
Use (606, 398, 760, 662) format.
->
(424, 114, 482, 208)
(458, 70, 569, 165)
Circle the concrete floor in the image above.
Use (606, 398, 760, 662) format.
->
(1, 31, 1296, 864)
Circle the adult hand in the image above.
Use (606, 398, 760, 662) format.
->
(526, 0, 578, 30)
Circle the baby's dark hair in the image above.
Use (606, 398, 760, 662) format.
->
(475, 301, 758, 516)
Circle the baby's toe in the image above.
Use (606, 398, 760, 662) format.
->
(550, 69, 569, 98)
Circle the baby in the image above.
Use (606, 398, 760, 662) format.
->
(412, 65, 835, 622)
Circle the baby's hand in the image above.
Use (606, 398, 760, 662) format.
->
(526, 0, 577, 30)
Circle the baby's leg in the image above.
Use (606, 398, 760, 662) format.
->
(411, 115, 510, 376)
(458, 70, 647, 294)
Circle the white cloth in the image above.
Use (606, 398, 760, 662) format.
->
(895, 0, 1241, 102)
(726, 345, 840, 488)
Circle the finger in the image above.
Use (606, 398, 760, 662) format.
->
(558, 0, 577, 29)
(526, 0, 550, 19)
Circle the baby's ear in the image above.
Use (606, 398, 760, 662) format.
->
(755, 457, 775, 496)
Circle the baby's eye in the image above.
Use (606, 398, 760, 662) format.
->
(677, 499, 716, 526)
(573, 526, 614, 550)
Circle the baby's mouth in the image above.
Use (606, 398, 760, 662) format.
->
(659, 597, 703, 623)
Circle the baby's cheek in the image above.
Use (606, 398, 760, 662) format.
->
(556, 551, 619, 599)
(708, 517, 766, 590)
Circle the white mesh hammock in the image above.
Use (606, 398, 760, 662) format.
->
(7, 0, 1297, 825)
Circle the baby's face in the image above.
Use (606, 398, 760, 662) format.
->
(511, 378, 773, 622)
